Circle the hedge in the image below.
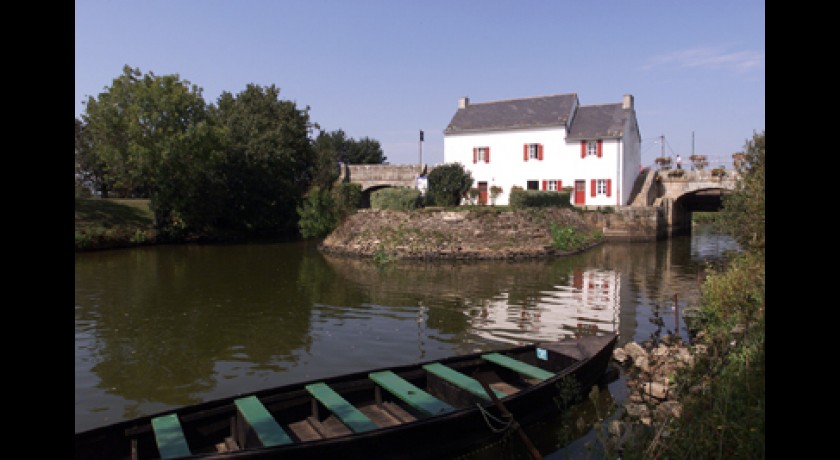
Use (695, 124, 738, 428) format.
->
(370, 187, 423, 210)
(509, 189, 571, 209)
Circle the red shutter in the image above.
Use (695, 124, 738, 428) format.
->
(581, 141, 586, 158)
(485, 147, 490, 163)
(597, 140, 603, 158)
(557, 180, 562, 190)
(538, 144, 544, 161)
(591, 179, 596, 197)
(473, 148, 477, 164)
(606, 179, 612, 197)
(523, 144, 528, 161)
(542, 180, 547, 191)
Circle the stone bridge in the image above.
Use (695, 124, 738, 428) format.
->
(623, 168, 739, 237)
(338, 163, 432, 191)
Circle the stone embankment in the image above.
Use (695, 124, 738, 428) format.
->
(319, 208, 601, 260)
(602, 334, 709, 450)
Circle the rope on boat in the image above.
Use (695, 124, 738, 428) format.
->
(476, 403, 513, 433)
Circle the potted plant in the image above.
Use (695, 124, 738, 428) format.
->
(689, 154, 708, 171)
(655, 156, 672, 171)
(467, 187, 479, 205)
(711, 167, 726, 178)
(489, 185, 503, 206)
(732, 152, 746, 173)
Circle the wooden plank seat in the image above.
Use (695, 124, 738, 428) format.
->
(421, 363, 507, 402)
(151, 413, 191, 459)
(304, 382, 379, 433)
(234, 395, 295, 447)
(481, 353, 555, 382)
(369, 370, 456, 416)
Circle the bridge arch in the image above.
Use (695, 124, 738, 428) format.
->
(668, 187, 731, 235)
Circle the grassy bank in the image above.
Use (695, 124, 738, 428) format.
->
(75, 198, 156, 250)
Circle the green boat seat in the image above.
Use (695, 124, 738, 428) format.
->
(421, 362, 507, 402)
(369, 370, 456, 416)
(305, 382, 378, 433)
(234, 395, 294, 447)
(481, 353, 555, 382)
(151, 413, 191, 459)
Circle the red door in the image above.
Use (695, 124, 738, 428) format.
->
(574, 180, 586, 205)
(478, 182, 488, 205)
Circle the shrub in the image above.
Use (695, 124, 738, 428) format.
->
(331, 183, 362, 221)
(297, 187, 337, 238)
(370, 187, 423, 210)
(509, 189, 571, 209)
(426, 163, 473, 207)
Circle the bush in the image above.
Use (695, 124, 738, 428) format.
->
(509, 189, 571, 209)
(297, 187, 337, 238)
(370, 187, 423, 210)
(426, 163, 473, 207)
(331, 183, 362, 221)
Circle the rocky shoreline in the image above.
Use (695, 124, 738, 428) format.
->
(599, 334, 709, 452)
(319, 208, 602, 260)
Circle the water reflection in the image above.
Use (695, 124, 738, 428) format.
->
(75, 224, 738, 434)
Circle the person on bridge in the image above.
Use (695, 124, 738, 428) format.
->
(676, 155, 682, 170)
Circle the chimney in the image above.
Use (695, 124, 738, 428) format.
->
(622, 94, 634, 110)
(458, 97, 470, 109)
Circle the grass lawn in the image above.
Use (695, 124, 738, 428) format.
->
(75, 198, 156, 250)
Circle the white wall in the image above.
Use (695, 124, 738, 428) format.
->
(621, 116, 642, 205)
(444, 127, 629, 206)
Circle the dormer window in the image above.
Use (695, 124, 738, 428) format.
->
(587, 141, 599, 156)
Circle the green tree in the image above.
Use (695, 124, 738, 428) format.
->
(718, 131, 765, 252)
(81, 65, 210, 200)
(426, 163, 473, 207)
(211, 83, 315, 236)
(314, 129, 386, 166)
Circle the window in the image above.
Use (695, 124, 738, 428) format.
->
(524, 143, 543, 161)
(596, 179, 607, 195)
(473, 147, 490, 163)
(526, 180, 539, 190)
(547, 180, 559, 191)
(582, 140, 603, 158)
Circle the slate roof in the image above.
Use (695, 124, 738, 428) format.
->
(566, 103, 632, 140)
(444, 93, 578, 134)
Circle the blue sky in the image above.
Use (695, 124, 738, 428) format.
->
(75, 0, 764, 168)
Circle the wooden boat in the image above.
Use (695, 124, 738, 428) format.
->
(75, 333, 617, 460)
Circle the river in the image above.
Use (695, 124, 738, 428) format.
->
(75, 223, 739, 456)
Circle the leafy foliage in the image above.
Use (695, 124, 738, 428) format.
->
(209, 83, 314, 236)
(297, 183, 362, 239)
(509, 189, 571, 209)
(370, 188, 423, 210)
(718, 130, 764, 252)
(426, 163, 473, 207)
(81, 65, 211, 199)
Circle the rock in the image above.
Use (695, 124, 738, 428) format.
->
(608, 420, 625, 437)
(623, 403, 649, 418)
(613, 348, 628, 363)
(653, 345, 670, 357)
(624, 342, 647, 361)
(640, 416, 653, 426)
(642, 382, 669, 400)
(655, 400, 683, 420)
(634, 356, 650, 373)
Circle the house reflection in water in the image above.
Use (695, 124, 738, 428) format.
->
(465, 268, 620, 345)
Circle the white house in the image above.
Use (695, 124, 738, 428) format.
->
(442, 93, 641, 206)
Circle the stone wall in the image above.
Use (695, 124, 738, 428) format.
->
(319, 208, 600, 260)
(581, 207, 665, 241)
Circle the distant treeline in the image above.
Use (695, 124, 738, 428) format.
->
(75, 65, 386, 241)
